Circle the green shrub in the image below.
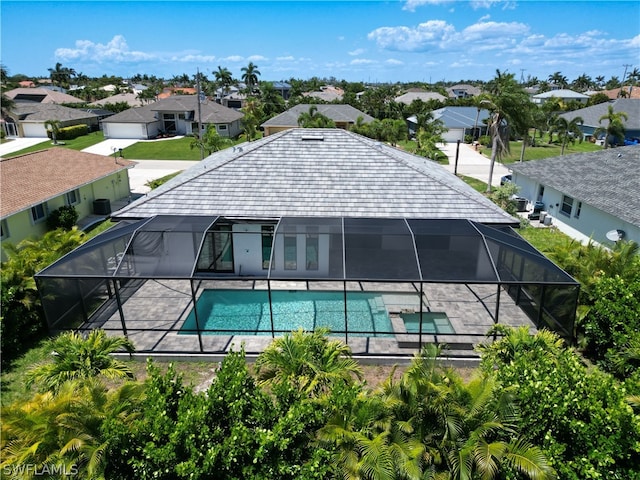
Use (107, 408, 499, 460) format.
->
(478, 134, 491, 146)
(46, 205, 78, 230)
(46, 124, 89, 141)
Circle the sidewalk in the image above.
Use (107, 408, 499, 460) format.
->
(438, 142, 512, 187)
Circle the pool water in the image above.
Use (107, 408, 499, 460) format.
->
(401, 312, 455, 334)
(180, 289, 394, 336)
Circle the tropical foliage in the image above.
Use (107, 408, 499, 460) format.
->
(189, 124, 232, 156)
(594, 105, 629, 148)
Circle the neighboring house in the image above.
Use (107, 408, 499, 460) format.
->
(406, 106, 490, 142)
(222, 91, 247, 109)
(302, 85, 344, 102)
(18, 80, 36, 88)
(158, 87, 197, 99)
(509, 146, 640, 245)
(130, 84, 148, 95)
(93, 92, 151, 108)
(3, 103, 99, 138)
(559, 98, 640, 142)
(261, 104, 373, 136)
(4, 87, 84, 104)
(0, 149, 134, 259)
(447, 84, 481, 99)
(394, 90, 447, 105)
(101, 95, 244, 139)
(597, 86, 640, 100)
(531, 89, 589, 105)
(272, 81, 292, 100)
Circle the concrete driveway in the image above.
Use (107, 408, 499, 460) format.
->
(127, 160, 199, 194)
(0, 137, 48, 156)
(438, 142, 512, 187)
(81, 139, 139, 156)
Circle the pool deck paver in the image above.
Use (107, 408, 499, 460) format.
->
(89, 278, 537, 358)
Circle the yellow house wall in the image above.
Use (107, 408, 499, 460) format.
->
(1, 171, 131, 260)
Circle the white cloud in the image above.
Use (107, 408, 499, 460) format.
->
(461, 20, 529, 40)
(222, 55, 244, 62)
(368, 20, 455, 51)
(171, 54, 217, 63)
(276, 55, 295, 61)
(351, 58, 376, 65)
(402, 0, 453, 12)
(55, 35, 153, 63)
(385, 58, 404, 65)
(348, 48, 366, 56)
(247, 55, 267, 62)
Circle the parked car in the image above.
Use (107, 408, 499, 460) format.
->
(500, 174, 512, 185)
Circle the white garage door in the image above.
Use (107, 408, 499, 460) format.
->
(22, 123, 48, 137)
(442, 128, 465, 143)
(104, 123, 148, 139)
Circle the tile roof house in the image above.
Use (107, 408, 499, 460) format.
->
(0, 149, 134, 258)
(509, 146, 640, 245)
(114, 128, 516, 224)
(302, 85, 344, 102)
(93, 92, 152, 108)
(2, 103, 99, 138)
(394, 90, 447, 105)
(406, 106, 491, 142)
(531, 89, 589, 105)
(261, 104, 374, 136)
(101, 95, 244, 139)
(559, 98, 640, 142)
(447, 84, 481, 99)
(4, 87, 84, 105)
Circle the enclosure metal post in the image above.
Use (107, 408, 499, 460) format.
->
(537, 284, 546, 328)
(454, 139, 460, 175)
(267, 279, 275, 338)
(494, 284, 501, 324)
(112, 279, 128, 337)
(190, 280, 204, 353)
(343, 280, 348, 345)
(419, 282, 424, 350)
(76, 278, 88, 324)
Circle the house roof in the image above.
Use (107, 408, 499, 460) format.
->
(533, 89, 589, 100)
(395, 91, 447, 105)
(4, 88, 84, 104)
(9, 103, 99, 123)
(302, 86, 344, 102)
(447, 84, 481, 97)
(262, 104, 374, 127)
(595, 86, 640, 100)
(559, 98, 640, 130)
(93, 92, 149, 108)
(431, 106, 491, 129)
(102, 95, 243, 124)
(0, 149, 135, 218)
(509, 146, 640, 226)
(113, 128, 516, 224)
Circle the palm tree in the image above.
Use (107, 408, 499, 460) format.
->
(26, 330, 135, 392)
(255, 328, 363, 396)
(594, 105, 628, 148)
(213, 65, 234, 99)
(189, 124, 232, 156)
(1, 379, 143, 479)
(483, 70, 532, 192)
(47, 62, 75, 89)
(44, 119, 62, 144)
(241, 96, 262, 141)
(551, 115, 584, 155)
(548, 71, 568, 89)
(297, 105, 335, 128)
(241, 61, 261, 95)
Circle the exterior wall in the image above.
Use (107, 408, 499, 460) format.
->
(1, 171, 131, 259)
(512, 172, 640, 245)
(263, 126, 290, 137)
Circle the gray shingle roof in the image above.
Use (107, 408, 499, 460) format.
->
(114, 128, 516, 224)
(261, 104, 374, 127)
(560, 98, 640, 130)
(11, 103, 98, 122)
(533, 89, 589, 100)
(102, 95, 243, 124)
(510, 146, 640, 226)
(395, 91, 447, 105)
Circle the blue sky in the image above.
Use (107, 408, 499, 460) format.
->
(1, 0, 639, 83)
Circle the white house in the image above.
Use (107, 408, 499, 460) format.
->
(509, 146, 640, 245)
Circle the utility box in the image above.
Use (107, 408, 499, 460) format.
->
(93, 198, 111, 215)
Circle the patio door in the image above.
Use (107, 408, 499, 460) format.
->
(196, 225, 235, 273)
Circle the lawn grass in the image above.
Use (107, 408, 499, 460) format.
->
(121, 136, 202, 160)
(517, 224, 574, 254)
(499, 138, 602, 164)
(2, 131, 106, 158)
(459, 175, 488, 193)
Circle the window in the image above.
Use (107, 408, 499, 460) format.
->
(262, 225, 274, 269)
(1, 219, 8, 240)
(217, 124, 227, 130)
(306, 234, 319, 270)
(31, 203, 47, 223)
(560, 195, 573, 216)
(284, 235, 297, 270)
(162, 113, 176, 133)
(65, 189, 80, 206)
(574, 201, 582, 219)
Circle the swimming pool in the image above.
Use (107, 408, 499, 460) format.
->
(401, 312, 455, 334)
(180, 289, 394, 336)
